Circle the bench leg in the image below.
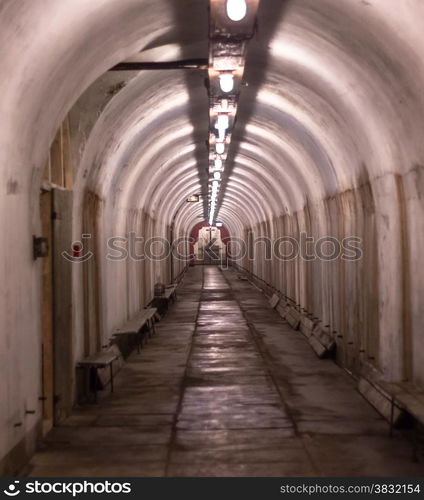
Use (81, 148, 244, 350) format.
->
(94, 368, 99, 403)
(390, 397, 395, 437)
(85, 366, 91, 402)
(148, 319, 153, 338)
(110, 362, 114, 393)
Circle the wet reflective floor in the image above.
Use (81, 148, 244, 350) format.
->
(26, 266, 424, 477)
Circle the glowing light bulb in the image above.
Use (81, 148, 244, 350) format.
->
(217, 114, 229, 130)
(216, 142, 225, 155)
(215, 114, 229, 142)
(219, 74, 234, 93)
(226, 0, 247, 21)
(215, 158, 223, 170)
(214, 172, 222, 180)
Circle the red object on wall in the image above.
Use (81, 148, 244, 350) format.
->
(72, 243, 82, 258)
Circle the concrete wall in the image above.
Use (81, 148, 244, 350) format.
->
(232, 168, 424, 386)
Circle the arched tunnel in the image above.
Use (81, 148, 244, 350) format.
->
(1, 0, 424, 478)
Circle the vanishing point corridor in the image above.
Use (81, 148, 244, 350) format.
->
(25, 267, 423, 477)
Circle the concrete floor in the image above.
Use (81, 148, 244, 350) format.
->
(25, 266, 424, 477)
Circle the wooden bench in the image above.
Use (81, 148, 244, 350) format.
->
(285, 305, 301, 330)
(112, 307, 157, 353)
(162, 284, 177, 301)
(384, 382, 424, 461)
(269, 293, 280, 309)
(152, 285, 177, 315)
(381, 381, 424, 430)
(359, 378, 424, 460)
(77, 351, 119, 403)
(358, 377, 403, 427)
(308, 324, 336, 358)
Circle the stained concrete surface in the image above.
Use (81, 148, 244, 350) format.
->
(24, 266, 424, 477)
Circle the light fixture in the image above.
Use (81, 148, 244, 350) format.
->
(219, 73, 235, 93)
(214, 158, 223, 169)
(33, 236, 49, 260)
(216, 222, 224, 228)
(214, 172, 221, 180)
(216, 114, 229, 130)
(226, 0, 247, 21)
(215, 114, 229, 142)
(216, 142, 225, 155)
(186, 195, 200, 203)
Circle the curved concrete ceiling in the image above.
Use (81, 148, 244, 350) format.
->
(2, 0, 424, 237)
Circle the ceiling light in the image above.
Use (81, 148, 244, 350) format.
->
(214, 158, 223, 169)
(226, 0, 247, 21)
(216, 143, 225, 155)
(186, 195, 200, 203)
(214, 172, 222, 180)
(217, 114, 229, 130)
(219, 74, 234, 93)
(215, 114, 229, 142)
